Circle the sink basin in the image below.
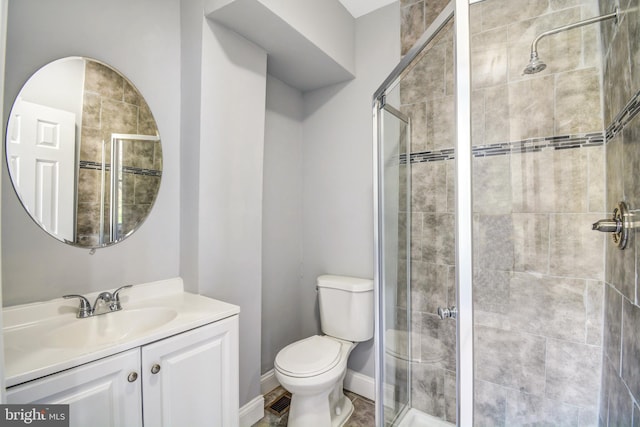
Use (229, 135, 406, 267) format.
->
(3, 279, 242, 388)
(44, 307, 178, 349)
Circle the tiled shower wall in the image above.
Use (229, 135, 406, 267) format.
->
(77, 60, 162, 246)
(599, 0, 640, 425)
(398, 0, 606, 424)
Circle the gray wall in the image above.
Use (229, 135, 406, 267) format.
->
(262, 75, 304, 374)
(2, 0, 181, 305)
(256, 0, 356, 74)
(181, 2, 267, 407)
(599, 0, 640, 424)
(301, 3, 400, 377)
(179, 0, 203, 296)
(260, 4, 400, 379)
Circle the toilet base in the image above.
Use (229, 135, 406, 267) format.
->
(287, 383, 353, 427)
(331, 391, 354, 427)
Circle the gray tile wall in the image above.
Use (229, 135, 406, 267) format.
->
(398, 0, 606, 425)
(398, 3, 457, 422)
(600, 0, 640, 425)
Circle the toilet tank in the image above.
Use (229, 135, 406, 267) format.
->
(317, 275, 374, 342)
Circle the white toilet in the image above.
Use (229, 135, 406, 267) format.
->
(274, 275, 374, 427)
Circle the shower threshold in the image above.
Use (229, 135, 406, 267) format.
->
(396, 408, 454, 427)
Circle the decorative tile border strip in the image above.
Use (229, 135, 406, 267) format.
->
(605, 88, 640, 141)
(399, 132, 604, 164)
(395, 87, 640, 165)
(79, 160, 110, 172)
(79, 160, 162, 177)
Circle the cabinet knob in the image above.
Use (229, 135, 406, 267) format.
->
(127, 371, 138, 382)
(151, 364, 161, 374)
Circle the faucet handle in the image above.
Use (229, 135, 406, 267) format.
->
(63, 294, 93, 318)
(111, 285, 133, 310)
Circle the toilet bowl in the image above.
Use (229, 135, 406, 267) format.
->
(275, 335, 356, 427)
(273, 275, 374, 427)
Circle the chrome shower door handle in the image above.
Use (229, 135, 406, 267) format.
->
(592, 201, 631, 250)
(437, 306, 457, 320)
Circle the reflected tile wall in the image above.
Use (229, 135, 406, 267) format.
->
(600, 0, 640, 424)
(397, 0, 606, 425)
(76, 61, 162, 244)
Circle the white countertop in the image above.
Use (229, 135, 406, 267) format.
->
(3, 278, 240, 387)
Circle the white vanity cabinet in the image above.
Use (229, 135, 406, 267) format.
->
(6, 348, 143, 427)
(6, 315, 239, 427)
(141, 315, 239, 427)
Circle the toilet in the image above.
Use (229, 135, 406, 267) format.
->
(274, 275, 374, 427)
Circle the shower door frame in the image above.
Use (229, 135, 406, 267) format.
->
(372, 0, 473, 425)
(375, 98, 412, 425)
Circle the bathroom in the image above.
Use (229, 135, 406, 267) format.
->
(0, 0, 638, 426)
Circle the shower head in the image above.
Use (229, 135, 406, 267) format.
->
(523, 51, 547, 75)
(523, 7, 618, 76)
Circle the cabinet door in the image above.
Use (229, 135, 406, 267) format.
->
(6, 349, 142, 427)
(142, 315, 239, 427)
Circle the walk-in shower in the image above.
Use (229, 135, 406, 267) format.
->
(373, 0, 628, 425)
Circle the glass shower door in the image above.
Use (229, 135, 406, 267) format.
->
(374, 1, 473, 425)
(376, 102, 411, 426)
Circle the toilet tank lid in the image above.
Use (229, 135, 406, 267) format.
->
(317, 275, 373, 292)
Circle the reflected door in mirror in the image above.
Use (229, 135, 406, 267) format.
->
(8, 99, 76, 241)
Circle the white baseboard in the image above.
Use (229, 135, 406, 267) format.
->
(344, 369, 375, 401)
(260, 368, 375, 402)
(239, 395, 264, 427)
(260, 369, 280, 394)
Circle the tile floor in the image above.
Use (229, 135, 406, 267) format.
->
(253, 386, 375, 427)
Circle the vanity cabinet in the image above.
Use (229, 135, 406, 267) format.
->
(141, 315, 239, 427)
(6, 315, 239, 427)
(6, 349, 142, 427)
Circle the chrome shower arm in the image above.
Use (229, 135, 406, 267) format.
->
(530, 8, 619, 55)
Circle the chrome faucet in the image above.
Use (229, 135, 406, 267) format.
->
(64, 285, 133, 318)
(92, 292, 114, 315)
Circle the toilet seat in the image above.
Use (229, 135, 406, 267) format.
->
(275, 335, 342, 378)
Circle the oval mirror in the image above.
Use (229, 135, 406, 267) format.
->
(5, 57, 162, 249)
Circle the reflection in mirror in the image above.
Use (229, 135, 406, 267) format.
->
(6, 57, 162, 249)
